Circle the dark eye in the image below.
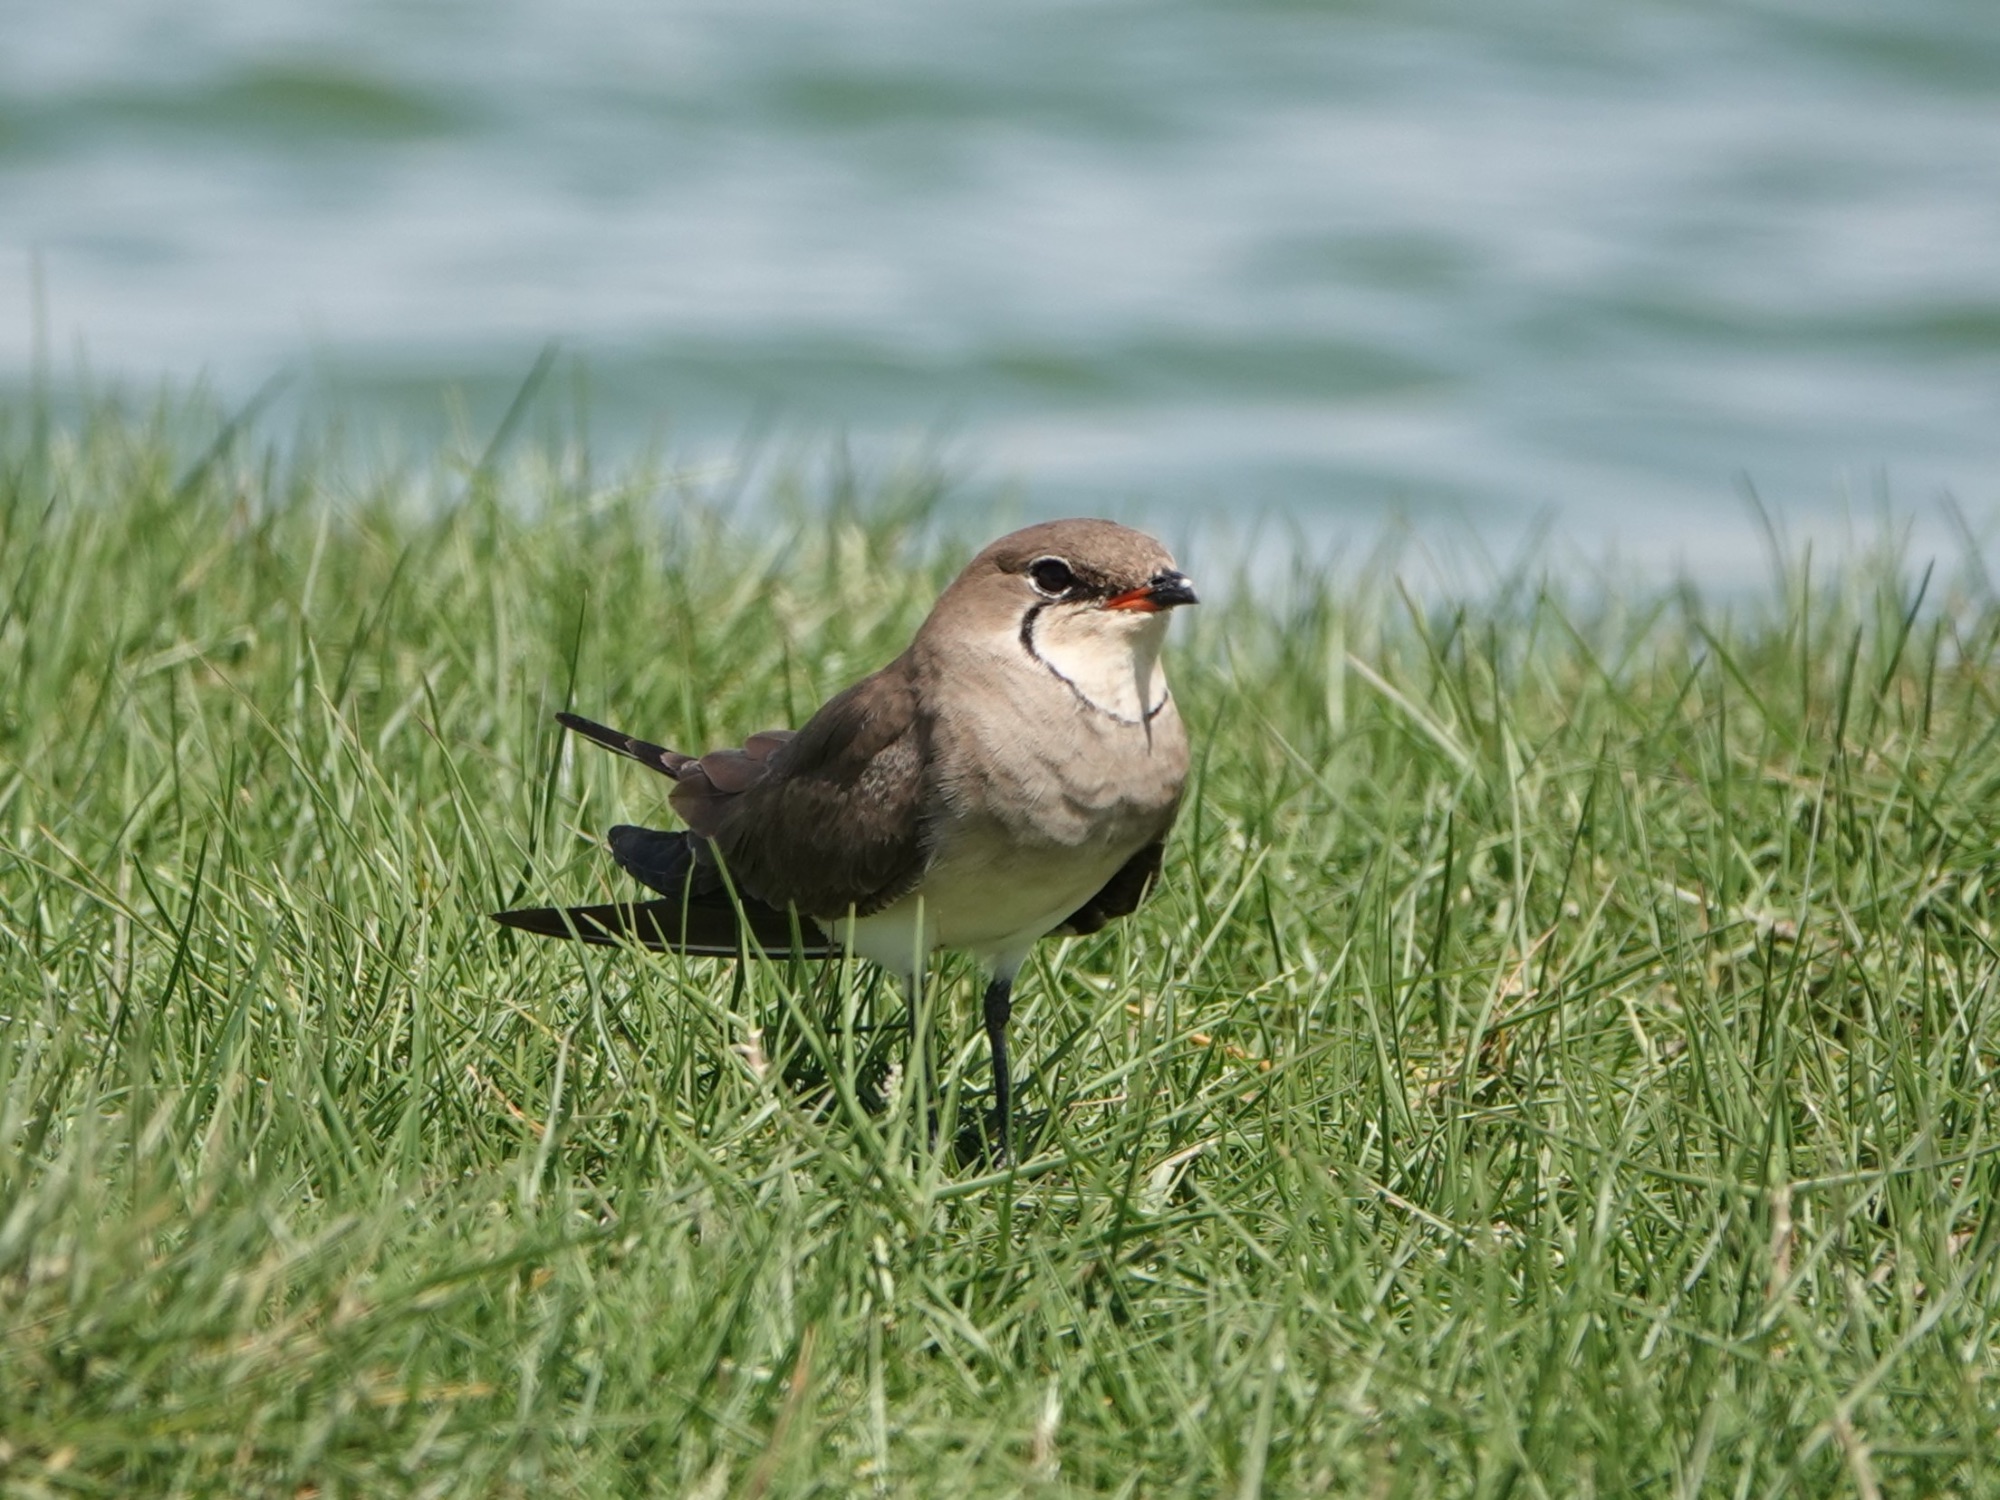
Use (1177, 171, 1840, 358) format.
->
(1029, 557, 1077, 596)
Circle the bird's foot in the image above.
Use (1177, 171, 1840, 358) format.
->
(953, 1104, 1045, 1170)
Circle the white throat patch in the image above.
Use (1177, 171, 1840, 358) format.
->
(1026, 605, 1171, 722)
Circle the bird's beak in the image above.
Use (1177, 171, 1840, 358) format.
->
(1106, 570, 1199, 612)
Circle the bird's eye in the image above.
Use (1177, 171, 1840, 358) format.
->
(1029, 557, 1077, 596)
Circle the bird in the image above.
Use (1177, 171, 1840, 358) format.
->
(493, 518, 1197, 1159)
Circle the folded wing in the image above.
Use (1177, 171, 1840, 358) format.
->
(496, 662, 934, 949)
(668, 657, 934, 921)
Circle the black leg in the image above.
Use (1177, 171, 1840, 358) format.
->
(904, 971, 936, 1141)
(983, 975, 1014, 1162)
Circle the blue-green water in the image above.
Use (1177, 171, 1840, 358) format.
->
(4, 0, 1998, 574)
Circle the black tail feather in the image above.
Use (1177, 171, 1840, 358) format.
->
(606, 824, 701, 897)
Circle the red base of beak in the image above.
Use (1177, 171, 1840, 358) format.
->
(1105, 586, 1164, 612)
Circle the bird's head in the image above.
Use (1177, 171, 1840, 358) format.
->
(967, 517, 1197, 633)
(931, 519, 1196, 717)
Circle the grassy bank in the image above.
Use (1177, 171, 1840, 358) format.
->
(2, 407, 1998, 1498)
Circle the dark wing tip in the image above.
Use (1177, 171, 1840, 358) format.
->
(1057, 839, 1167, 936)
(492, 905, 601, 941)
(554, 711, 691, 776)
(555, 710, 622, 744)
(492, 898, 838, 958)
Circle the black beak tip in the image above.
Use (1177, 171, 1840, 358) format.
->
(1152, 571, 1199, 608)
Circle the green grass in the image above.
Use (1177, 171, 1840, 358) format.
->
(3, 400, 1998, 1498)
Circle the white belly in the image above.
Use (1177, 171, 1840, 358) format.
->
(841, 619, 1189, 980)
(844, 832, 1136, 978)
